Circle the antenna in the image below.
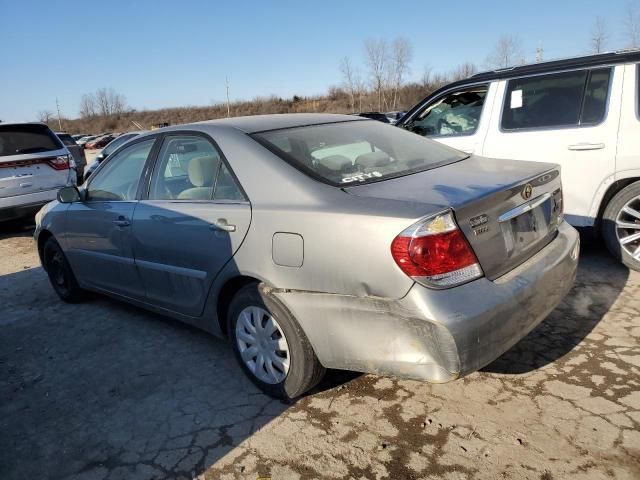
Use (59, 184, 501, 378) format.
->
(225, 76, 231, 118)
(55, 97, 63, 131)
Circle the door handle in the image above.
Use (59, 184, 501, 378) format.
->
(210, 219, 236, 232)
(113, 219, 130, 227)
(567, 142, 605, 151)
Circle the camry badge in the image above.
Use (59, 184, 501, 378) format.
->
(522, 184, 533, 200)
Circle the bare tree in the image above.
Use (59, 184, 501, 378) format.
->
(389, 37, 412, 110)
(624, 2, 640, 48)
(340, 56, 359, 112)
(38, 110, 54, 123)
(449, 62, 477, 82)
(591, 16, 609, 53)
(486, 34, 524, 69)
(79, 94, 96, 118)
(94, 88, 127, 116)
(420, 65, 433, 88)
(364, 38, 389, 111)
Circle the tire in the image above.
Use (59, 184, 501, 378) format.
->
(602, 181, 640, 271)
(228, 283, 325, 399)
(43, 237, 85, 302)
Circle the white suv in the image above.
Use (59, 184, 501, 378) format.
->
(399, 50, 640, 270)
(0, 123, 76, 222)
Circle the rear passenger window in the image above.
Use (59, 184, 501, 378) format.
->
(501, 68, 611, 130)
(148, 135, 245, 202)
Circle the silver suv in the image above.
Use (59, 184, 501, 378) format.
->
(0, 123, 76, 222)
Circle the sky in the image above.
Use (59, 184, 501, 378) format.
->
(0, 0, 636, 122)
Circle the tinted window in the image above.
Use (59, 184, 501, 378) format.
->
(87, 139, 154, 201)
(580, 69, 612, 124)
(0, 124, 63, 157)
(253, 120, 467, 186)
(502, 68, 611, 130)
(412, 85, 487, 137)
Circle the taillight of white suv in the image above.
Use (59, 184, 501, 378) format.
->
(391, 211, 483, 288)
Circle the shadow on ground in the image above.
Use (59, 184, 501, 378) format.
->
(484, 229, 629, 375)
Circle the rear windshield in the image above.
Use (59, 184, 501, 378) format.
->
(252, 120, 467, 186)
(0, 124, 63, 157)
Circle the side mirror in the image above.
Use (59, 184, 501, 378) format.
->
(57, 186, 81, 203)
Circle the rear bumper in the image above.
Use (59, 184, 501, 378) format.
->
(0, 189, 59, 222)
(273, 221, 579, 382)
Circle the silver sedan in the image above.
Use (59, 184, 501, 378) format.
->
(34, 114, 579, 399)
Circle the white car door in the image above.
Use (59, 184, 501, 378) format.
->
(404, 82, 497, 155)
(481, 66, 622, 227)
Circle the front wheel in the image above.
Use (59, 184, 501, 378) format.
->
(43, 237, 85, 302)
(228, 283, 325, 399)
(602, 181, 640, 271)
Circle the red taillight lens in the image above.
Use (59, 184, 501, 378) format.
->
(391, 211, 483, 288)
(47, 155, 70, 170)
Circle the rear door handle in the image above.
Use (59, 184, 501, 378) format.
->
(113, 219, 130, 227)
(568, 142, 605, 151)
(210, 219, 236, 232)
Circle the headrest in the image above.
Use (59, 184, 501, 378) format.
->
(188, 156, 217, 187)
(317, 155, 352, 171)
(355, 151, 390, 168)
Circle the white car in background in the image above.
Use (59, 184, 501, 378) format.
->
(399, 50, 640, 270)
(0, 123, 76, 222)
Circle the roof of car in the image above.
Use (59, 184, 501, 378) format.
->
(193, 113, 365, 133)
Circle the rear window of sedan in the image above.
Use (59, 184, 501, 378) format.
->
(0, 124, 64, 157)
(252, 120, 467, 186)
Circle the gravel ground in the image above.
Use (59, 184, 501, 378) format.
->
(0, 221, 638, 480)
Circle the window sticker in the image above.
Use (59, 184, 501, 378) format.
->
(510, 89, 523, 109)
(341, 171, 383, 183)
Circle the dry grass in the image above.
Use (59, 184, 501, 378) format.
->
(52, 82, 440, 134)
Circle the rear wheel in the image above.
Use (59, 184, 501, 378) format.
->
(602, 181, 640, 271)
(43, 237, 85, 302)
(228, 283, 325, 399)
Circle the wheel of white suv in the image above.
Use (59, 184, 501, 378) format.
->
(602, 181, 640, 271)
(228, 283, 325, 399)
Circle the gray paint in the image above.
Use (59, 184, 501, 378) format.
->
(35, 113, 579, 383)
(272, 232, 304, 267)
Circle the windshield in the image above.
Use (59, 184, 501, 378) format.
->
(0, 124, 64, 157)
(252, 120, 467, 186)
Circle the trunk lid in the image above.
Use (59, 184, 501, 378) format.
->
(344, 155, 563, 280)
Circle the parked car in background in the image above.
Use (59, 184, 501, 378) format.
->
(398, 50, 640, 270)
(72, 134, 90, 141)
(385, 111, 406, 124)
(83, 131, 146, 182)
(354, 112, 390, 123)
(0, 123, 76, 221)
(56, 132, 86, 184)
(36, 114, 578, 399)
(85, 134, 115, 150)
(76, 135, 96, 148)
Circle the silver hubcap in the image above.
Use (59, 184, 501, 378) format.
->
(616, 195, 640, 262)
(235, 306, 290, 384)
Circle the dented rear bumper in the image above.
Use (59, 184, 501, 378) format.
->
(273, 221, 579, 383)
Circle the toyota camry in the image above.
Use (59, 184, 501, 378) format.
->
(34, 114, 579, 399)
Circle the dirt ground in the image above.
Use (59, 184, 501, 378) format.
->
(0, 221, 638, 480)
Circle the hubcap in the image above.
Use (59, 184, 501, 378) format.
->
(235, 306, 290, 384)
(616, 195, 640, 262)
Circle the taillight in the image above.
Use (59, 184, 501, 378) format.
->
(391, 211, 483, 288)
(47, 155, 71, 170)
